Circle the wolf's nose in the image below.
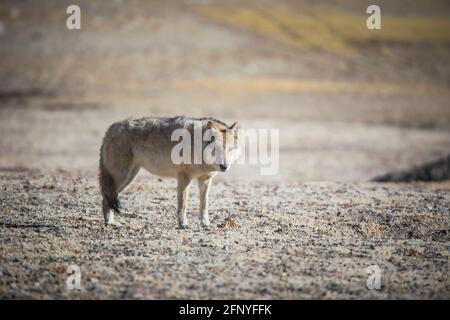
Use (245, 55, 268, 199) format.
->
(220, 164, 229, 172)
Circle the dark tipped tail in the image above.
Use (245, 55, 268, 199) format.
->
(99, 153, 121, 214)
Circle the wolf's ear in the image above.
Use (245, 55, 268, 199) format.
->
(229, 122, 242, 140)
(229, 122, 240, 129)
(207, 120, 220, 130)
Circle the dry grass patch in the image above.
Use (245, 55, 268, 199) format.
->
(195, 3, 450, 53)
(173, 77, 445, 95)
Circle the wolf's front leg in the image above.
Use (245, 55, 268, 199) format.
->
(177, 172, 191, 229)
(197, 174, 213, 228)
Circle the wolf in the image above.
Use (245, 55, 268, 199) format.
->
(99, 116, 241, 229)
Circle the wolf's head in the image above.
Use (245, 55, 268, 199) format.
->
(204, 120, 242, 172)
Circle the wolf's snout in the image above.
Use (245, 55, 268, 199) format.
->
(220, 164, 229, 172)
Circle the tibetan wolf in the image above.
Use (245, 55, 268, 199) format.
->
(99, 116, 241, 229)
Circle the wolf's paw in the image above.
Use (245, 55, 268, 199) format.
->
(178, 222, 190, 229)
(201, 220, 211, 229)
(105, 220, 123, 228)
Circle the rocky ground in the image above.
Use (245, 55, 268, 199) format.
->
(0, 171, 448, 299)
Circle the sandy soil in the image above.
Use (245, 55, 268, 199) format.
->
(0, 171, 448, 299)
(0, 0, 449, 299)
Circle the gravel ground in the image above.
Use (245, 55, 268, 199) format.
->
(0, 171, 448, 299)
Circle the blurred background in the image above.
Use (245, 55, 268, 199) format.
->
(0, 0, 449, 181)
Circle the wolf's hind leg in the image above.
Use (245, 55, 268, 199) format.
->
(102, 197, 114, 225)
(102, 161, 139, 226)
(102, 197, 122, 226)
(106, 166, 140, 225)
(118, 165, 140, 193)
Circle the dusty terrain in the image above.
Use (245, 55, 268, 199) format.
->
(0, 172, 449, 299)
(0, 0, 449, 299)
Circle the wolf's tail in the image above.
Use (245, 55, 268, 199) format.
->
(99, 148, 121, 214)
